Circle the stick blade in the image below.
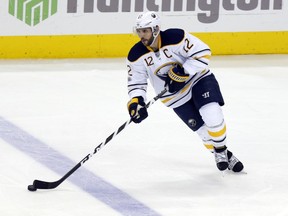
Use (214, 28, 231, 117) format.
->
(32, 179, 60, 190)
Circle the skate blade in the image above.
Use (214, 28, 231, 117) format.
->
(220, 169, 248, 177)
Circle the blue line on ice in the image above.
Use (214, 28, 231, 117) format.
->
(0, 116, 161, 216)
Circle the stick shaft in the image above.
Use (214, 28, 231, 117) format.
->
(32, 89, 167, 190)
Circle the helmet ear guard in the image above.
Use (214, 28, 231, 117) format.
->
(152, 25, 160, 37)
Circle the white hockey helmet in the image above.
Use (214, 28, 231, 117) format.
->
(134, 11, 161, 37)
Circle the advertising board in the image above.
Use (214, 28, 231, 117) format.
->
(0, 0, 287, 58)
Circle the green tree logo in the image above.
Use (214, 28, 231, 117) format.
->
(9, 0, 58, 26)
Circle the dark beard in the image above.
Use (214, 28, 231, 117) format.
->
(147, 35, 155, 46)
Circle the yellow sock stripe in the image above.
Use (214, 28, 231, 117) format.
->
(204, 144, 214, 150)
(208, 125, 226, 138)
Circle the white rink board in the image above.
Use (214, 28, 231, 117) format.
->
(0, 0, 288, 36)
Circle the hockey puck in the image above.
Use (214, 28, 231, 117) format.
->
(27, 184, 37, 192)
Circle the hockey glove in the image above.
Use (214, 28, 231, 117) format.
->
(165, 64, 189, 93)
(127, 96, 148, 123)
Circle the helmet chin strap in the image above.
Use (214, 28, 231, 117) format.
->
(148, 28, 160, 47)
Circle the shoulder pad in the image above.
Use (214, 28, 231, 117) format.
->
(161, 29, 185, 47)
(128, 42, 150, 62)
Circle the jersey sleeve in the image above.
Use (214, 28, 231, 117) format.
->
(126, 58, 148, 101)
(178, 31, 211, 77)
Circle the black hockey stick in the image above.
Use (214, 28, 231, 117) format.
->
(28, 89, 167, 191)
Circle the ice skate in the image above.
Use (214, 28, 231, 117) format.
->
(227, 150, 244, 172)
(214, 146, 229, 171)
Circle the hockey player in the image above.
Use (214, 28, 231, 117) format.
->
(126, 11, 244, 172)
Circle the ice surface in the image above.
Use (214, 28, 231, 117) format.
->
(0, 55, 287, 216)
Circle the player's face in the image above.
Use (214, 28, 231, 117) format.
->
(136, 27, 154, 46)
